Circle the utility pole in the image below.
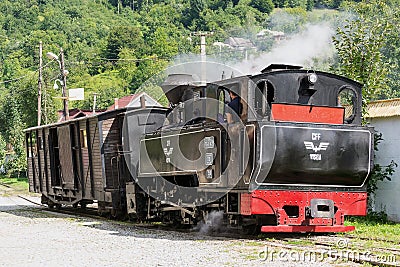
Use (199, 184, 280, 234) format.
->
(38, 41, 43, 126)
(92, 93, 98, 114)
(59, 48, 69, 121)
(191, 31, 213, 84)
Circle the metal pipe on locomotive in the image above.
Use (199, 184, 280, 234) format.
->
(25, 64, 373, 233)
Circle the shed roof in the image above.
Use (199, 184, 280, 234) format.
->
(57, 108, 105, 122)
(366, 98, 400, 118)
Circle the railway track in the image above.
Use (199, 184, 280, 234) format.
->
(261, 234, 399, 266)
(1, 182, 398, 266)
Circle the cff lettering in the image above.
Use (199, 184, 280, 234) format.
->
(312, 133, 321, 141)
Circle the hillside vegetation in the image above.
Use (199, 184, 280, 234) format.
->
(0, 0, 399, 175)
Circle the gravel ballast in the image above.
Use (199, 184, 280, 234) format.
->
(0, 196, 358, 267)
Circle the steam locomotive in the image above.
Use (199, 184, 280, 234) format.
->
(25, 64, 373, 233)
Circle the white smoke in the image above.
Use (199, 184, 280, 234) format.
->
(194, 210, 224, 234)
(234, 23, 335, 75)
(168, 54, 246, 82)
(160, 23, 336, 82)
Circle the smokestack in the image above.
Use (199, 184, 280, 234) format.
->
(140, 95, 146, 108)
(114, 98, 119, 110)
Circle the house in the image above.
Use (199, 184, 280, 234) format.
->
(256, 29, 285, 42)
(223, 37, 255, 50)
(366, 98, 400, 222)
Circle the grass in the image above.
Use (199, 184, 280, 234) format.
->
(0, 176, 29, 188)
(285, 239, 314, 246)
(0, 176, 30, 196)
(243, 253, 259, 261)
(345, 215, 400, 244)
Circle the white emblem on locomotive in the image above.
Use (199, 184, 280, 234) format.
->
(304, 141, 330, 152)
(304, 133, 330, 161)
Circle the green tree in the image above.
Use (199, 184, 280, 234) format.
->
(104, 26, 145, 60)
(0, 134, 6, 172)
(116, 48, 138, 82)
(381, 1, 400, 97)
(332, 0, 392, 105)
(315, 0, 344, 8)
(71, 71, 128, 110)
(332, 0, 398, 212)
(272, 0, 308, 9)
(0, 93, 27, 177)
(129, 57, 169, 92)
(191, 0, 206, 15)
(268, 7, 307, 34)
(250, 0, 274, 14)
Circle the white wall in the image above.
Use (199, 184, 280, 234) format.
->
(127, 95, 162, 108)
(369, 117, 400, 222)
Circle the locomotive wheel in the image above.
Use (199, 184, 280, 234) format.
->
(242, 223, 260, 235)
(241, 217, 260, 235)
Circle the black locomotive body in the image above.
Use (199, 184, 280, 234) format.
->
(25, 65, 373, 232)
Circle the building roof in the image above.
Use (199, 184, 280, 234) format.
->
(366, 98, 400, 118)
(224, 37, 255, 49)
(57, 108, 104, 122)
(56, 92, 161, 122)
(107, 94, 140, 111)
(257, 29, 285, 38)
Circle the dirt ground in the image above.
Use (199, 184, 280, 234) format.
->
(1, 181, 383, 267)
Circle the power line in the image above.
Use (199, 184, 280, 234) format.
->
(0, 73, 32, 85)
(0, 59, 58, 85)
(0, 50, 246, 86)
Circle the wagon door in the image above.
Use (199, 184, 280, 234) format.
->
(57, 125, 75, 189)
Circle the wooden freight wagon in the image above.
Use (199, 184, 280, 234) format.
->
(25, 108, 129, 215)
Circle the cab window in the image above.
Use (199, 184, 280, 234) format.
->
(255, 80, 275, 117)
(338, 86, 357, 123)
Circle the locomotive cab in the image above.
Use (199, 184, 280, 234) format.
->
(237, 65, 373, 232)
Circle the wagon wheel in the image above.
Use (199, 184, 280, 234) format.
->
(80, 202, 87, 210)
(110, 209, 124, 220)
